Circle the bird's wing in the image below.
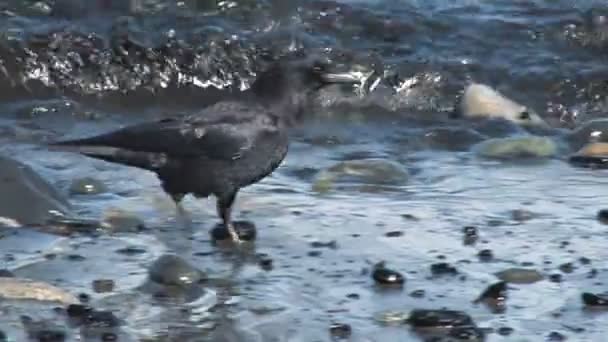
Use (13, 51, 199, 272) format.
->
(53, 102, 278, 161)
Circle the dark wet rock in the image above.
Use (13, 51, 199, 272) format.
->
(597, 209, 608, 224)
(101, 209, 145, 233)
(385, 231, 404, 237)
(568, 154, 608, 169)
(0, 330, 5, 342)
(372, 263, 404, 287)
(68, 177, 107, 195)
(115, 246, 147, 255)
(430, 263, 458, 277)
(0, 269, 14, 277)
(310, 240, 338, 249)
(211, 221, 257, 242)
(588, 269, 598, 278)
(78, 293, 90, 303)
(408, 309, 474, 329)
(579, 257, 592, 265)
(497, 326, 514, 336)
(0, 155, 72, 226)
(0, 277, 77, 304)
(66, 304, 121, 328)
(463, 226, 478, 245)
(567, 119, 608, 150)
(474, 281, 507, 313)
(549, 274, 563, 283)
(448, 325, 486, 340)
(547, 331, 566, 341)
(423, 127, 486, 151)
(66, 254, 85, 261)
(511, 209, 535, 222)
(92, 279, 115, 293)
(559, 262, 575, 274)
(148, 254, 205, 286)
(312, 159, 409, 193)
(257, 254, 273, 271)
(495, 268, 543, 284)
(477, 249, 493, 262)
(410, 289, 425, 298)
(21, 317, 66, 342)
(582, 292, 608, 307)
(307, 250, 322, 257)
(346, 293, 360, 300)
(329, 323, 352, 339)
(473, 136, 557, 159)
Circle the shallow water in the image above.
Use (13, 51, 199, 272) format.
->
(2, 0, 608, 341)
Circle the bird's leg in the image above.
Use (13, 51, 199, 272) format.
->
(171, 193, 186, 214)
(217, 191, 241, 244)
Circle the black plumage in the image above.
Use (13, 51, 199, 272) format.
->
(49, 56, 360, 243)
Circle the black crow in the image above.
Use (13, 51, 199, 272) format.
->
(49, 55, 360, 243)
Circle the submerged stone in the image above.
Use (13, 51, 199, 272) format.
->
(567, 119, 608, 150)
(568, 143, 608, 169)
(430, 263, 458, 277)
(0, 277, 77, 304)
(92, 279, 115, 293)
(582, 292, 608, 307)
(210, 221, 257, 242)
(495, 268, 543, 284)
(474, 281, 507, 313)
(372, 263, 405, 287)
(148, 254, 205, 286)
(329, 323, 352, 339)
(423, 127, 486, 151)
(597, 209, 608, 224)
(408, 309, 474, 328)
(313, 159, 409, 193)
(101, 209, 145, 233)
(473, 136, 557, 159)
(68, 177, 107, 195)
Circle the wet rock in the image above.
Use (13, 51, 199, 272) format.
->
(115, 246, 147, 255)
(329, 323, 352, 339)
(101, 209, 145, 233)
(458, 83, 547, 127)
(148, 254, 205, 286)
(474, 281, 507, 313)
(448, 326, 486, 340)
(568, 143, 608, 169)
(597, 209, 608, 224)
(0, 155, 72, 226)
(66, 304, 121, 328)
(21, 317, 66, 342)
(0, 269, 14, 277)
(410, 289, 425, 298)
(549, 274, 562, 283)
(384, 230, 404, 237)
(310, 240, 338, 249)
(463, 226, 478, 245)
(497, 327, 514, 336)
(559, 262, 575, 274)
(0, 330, 5, 342)
(582, 292, 608, 307)
(567, 119, 608, 150)
(257, 254, 273, 271)
(92, 279, 115, 293)
(307, 250, 322, 257)
(312, 159, 409, 193)
(477, 249, 493, 262)
(66, 254, 85, 261)
(547, 331, 566, 341)
(0, 277, 77, 304)
(495, 268, 543, 284)
(68, 177, 107, 195)
(430, 262, 458, 277)
(423, 127, 486, 151)
(211, 221, 257, 242)
(78, 293, 90, 303)
(372, 263, 404, 287)
(511, 208, 535, 222)
(473, 136, 557, 159)
(579, 257, 592, 265)
(408, 309, 474, 328)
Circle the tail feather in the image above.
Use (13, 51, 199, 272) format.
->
(48, 142, 169, 170)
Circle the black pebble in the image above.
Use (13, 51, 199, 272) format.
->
(409, 289, 425, 298)
(475, 281, 507, 313)
(384, 231, 403, 238)
(582, 292, 608, 306)
(547, 331, 566, 341)
(66, 254, 86, 261)
(430, 262, 458, 276)
(211, 221, 256, 242)
(67, 304, 90, 318)
(310, 240, 337, 249)
(257, 254, 273, 270)
(78, 293, 90, 303)
(549, 274, 562, 283)
(579, 257, 591, 265)
(448, 326, 485, 340)
(329, 323, 352, 339)
(372, 266, 404, 287)
(597, 209, 608, 224)
(148, 254, 205, 286)
(115, 246, 147, 255)
(478, 249, 493, 262)
(346, 293, 360, 300)
(559, 262, 575, 274)
(307, 250, 322, 257)
(408, 309, 474, 328)
(497, 327, 514, 336)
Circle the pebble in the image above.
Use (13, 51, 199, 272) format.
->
(78, 293, 90, 303)
(559, 262, 575, 274)
(430, 262, 458, 276)
(66, 304, 121, 328)
(463, 226, 478, 245)
(597, 209, 608, 224)
(448, 326, 486, 340)
(384, 231, 403, 238)
(329, 323, 352, 339)
(549, 274, 563, 283)
(410, 289, 425, 298)
(310, 240, 338, 249)
(0, 277, 77, 304)
(257, 254, 273, 271)
(581, 292, 608, 306)
(69, 177, 107, 195)
(101, 209, 145, 233)
(92, 279, 115, 293)
(495, 268, 543, 284)
(210, 221, 257, 242)
(102, 332, 118, 341)
(148, 254, 206, 286)
(115, 246, 147, 255)
(478, 249, 493, 262)
(408, 309, 474, 328)
(547, 331, 566, 341)
(497, 327, 514, 336)
(372, 264, 405, 287)
(475, 281, 507, 313)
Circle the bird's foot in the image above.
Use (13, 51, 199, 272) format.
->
(226, 223, 243, 244)
(210, 221, 257, 243)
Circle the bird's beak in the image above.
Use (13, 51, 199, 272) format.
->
(321, 72, 362, 84)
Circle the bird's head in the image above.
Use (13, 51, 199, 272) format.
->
(251, 54, 361, 122)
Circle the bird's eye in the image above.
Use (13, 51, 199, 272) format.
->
(519, 111, 531, 120)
